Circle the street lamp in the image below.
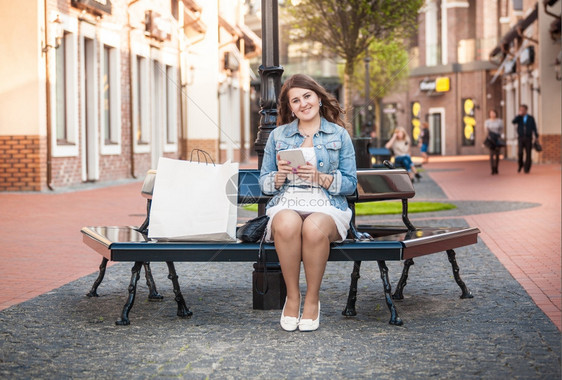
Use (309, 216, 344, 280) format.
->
(253, 0, 286, 310)
(363, 50, 372, 134)
(255, 0, 283, 169)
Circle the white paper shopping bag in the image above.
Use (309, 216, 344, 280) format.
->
(148, 157, 239, 241)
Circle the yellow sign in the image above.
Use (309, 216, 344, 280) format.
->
(435, 77, 450, 92)
(411, 101, 421, 142)
(462, 98, 476, 145)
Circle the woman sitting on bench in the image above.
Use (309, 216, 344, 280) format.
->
(385, 126, 421, 182)
(259, 74, 357, 332)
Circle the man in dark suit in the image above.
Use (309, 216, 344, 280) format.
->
(512, 104, 539, 173)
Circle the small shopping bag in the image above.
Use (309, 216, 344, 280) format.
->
(148, 156, 239, 241)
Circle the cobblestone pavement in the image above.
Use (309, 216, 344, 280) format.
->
(0, 158, 560, 379)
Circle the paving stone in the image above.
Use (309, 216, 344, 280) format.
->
(0, 161, 559, 378)
(0, 220, 559, 378)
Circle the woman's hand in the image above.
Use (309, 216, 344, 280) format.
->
(385, 133, 396, 150)
(297, 162, 333, 189)
(274, 154, 292, 189)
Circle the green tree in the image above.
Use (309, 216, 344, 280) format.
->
(350, 38, 410, 134)
(287, 0, 423, 135)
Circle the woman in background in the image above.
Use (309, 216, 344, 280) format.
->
(385, 126, 421, 182)
(418, 122, 430, 164)
(484, 109, 504, 175)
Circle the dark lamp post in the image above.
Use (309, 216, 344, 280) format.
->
(255, 0, 284, 170)
(252, 0, 286, 311)
(364, 52, 372, 133)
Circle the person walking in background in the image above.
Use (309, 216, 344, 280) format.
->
(259, 74, 357, 332)
(512, 104, 539, 174)
(418, 122, 430, 164)
(385, 126, 421, 182)
(484, 109, 504, 175)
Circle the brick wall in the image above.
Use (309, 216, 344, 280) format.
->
(186, 139, 220, 163)
(40, 0, 182, 189)
(539, 134, 561, 164)
(220, 148, 242, 163)
(0, 136, 46, 191)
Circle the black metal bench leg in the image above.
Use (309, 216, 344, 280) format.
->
(143, 262, 164, 301)
(377, 260, 403, 326)
(392, 258, 414, 300)
(446, 249, 474, 299)
(87, 257, 108, 297)
(342, 261, 361, 316)
(116, 261, 143, 326)
(166, 261, 192, 318)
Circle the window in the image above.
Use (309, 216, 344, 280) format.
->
(165, 65, 178, 145)
(102, 45, 112, 144)
(131, 43, 150, 154)
(51, 17, 79, 158)
(171, 0, 179, 20)
(99, 29, 121, 155)
(425, 0, 441, 66)
(55, 32, 68, 143)
(136, 55, 149, 145)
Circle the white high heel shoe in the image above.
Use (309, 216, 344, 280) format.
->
(280, 297, 300, 331)
(298, 302, 320, 332)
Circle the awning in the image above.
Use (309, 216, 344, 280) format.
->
(218, 16, 262, 58)
(183, 6, 206, 38)
(489, 3, 538, 59)
(219, 15, 242, 37)
(237, 23, 262, 57)
(181, 0, 202, 13)
(71, 0, 112, 15)
(490, 40, 530, 83)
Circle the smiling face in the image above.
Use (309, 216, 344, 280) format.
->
(287, 87, 321, 123)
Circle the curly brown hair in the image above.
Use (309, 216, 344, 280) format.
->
(277, 74, 347, 128)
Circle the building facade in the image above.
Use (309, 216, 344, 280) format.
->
(0, 0, 257, 192)
(381, 0, 560, 163)
(489, 0, 561, 163)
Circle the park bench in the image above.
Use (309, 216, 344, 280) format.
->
(81, 167, 479, 326)
(369, 146, 423, 172)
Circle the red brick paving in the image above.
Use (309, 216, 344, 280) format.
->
(0, 156, 559, 330)
(0, 182, 146, 309)
(424, 155, 561, 330)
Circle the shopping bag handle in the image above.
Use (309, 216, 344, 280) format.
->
(189, 149, 215, 166)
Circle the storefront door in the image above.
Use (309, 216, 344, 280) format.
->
(428, 112, 442, 155)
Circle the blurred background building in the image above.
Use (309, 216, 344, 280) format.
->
(0, 0, 258, 191)
(381, 0, 560, 162)
(0, 0, 559, 192)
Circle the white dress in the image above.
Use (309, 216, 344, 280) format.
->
(265, 147, 352, 243)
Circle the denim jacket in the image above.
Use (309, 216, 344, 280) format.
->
(259, 118, 357, 211)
